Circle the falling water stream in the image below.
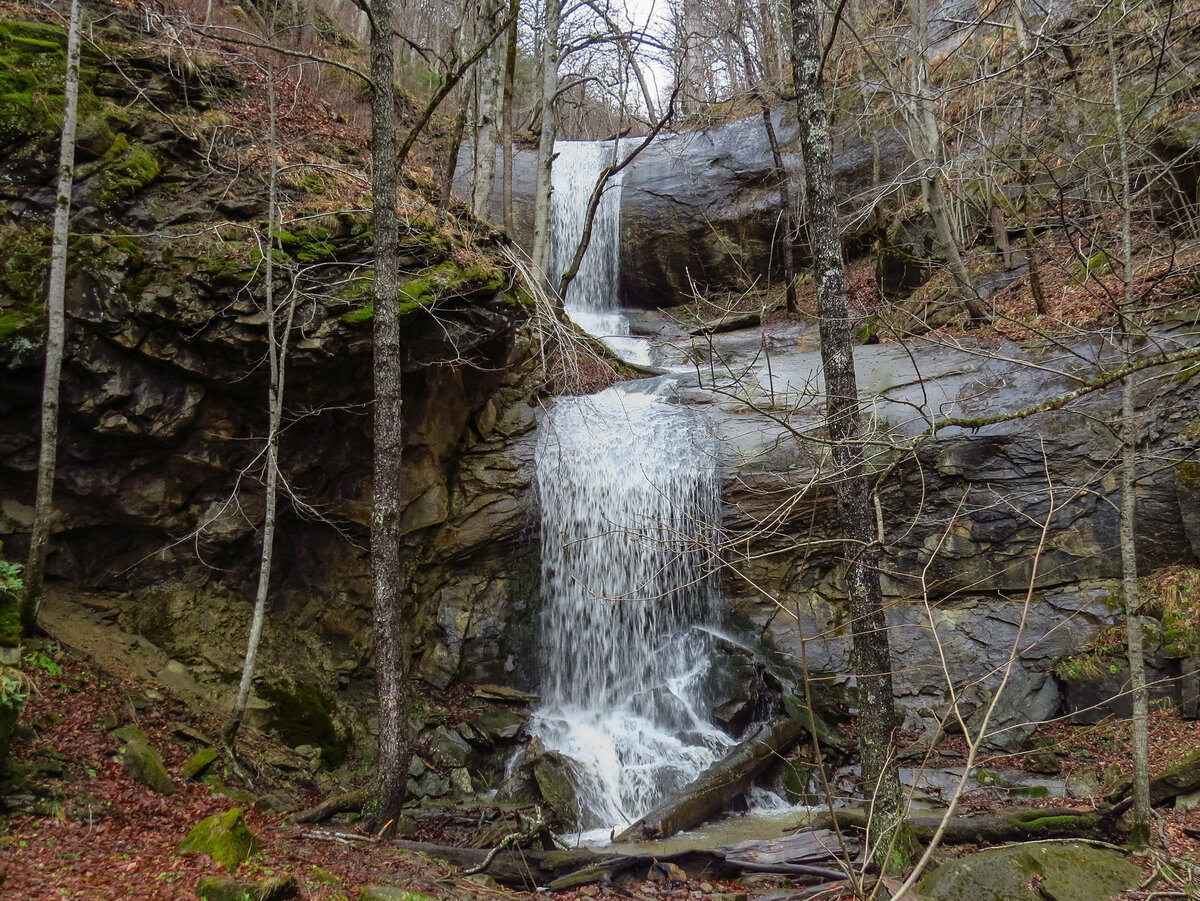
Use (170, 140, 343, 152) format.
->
(530, 141, 737, 837)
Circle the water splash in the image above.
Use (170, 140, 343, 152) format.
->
(534, 382, 734, 832)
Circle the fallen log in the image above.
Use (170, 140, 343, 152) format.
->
(689, 311, 762, 336)
(286, 790, 369, 826)
(615, 716, 808, 842)
(806, 805, 1110, 845)
(391, 839, 608, 889)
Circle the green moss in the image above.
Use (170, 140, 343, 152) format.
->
(1011, 814, 1082, 833)
(259, 681, 348, 768)
(1177, 460, 1200, 491)
(179, 808, 257, 874)
(0, 20, 67, 147)
(0, 542, 22, 650)
(342, 302, 374, 324)
(97, 133, 160, 203)
(275, 224, 336, 263)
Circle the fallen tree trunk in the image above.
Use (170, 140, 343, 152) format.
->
(286, 790, 369, 825)
(616, 716, 808, 842)
(807, 805, 1111, 844)
(391, 839, 608, 889)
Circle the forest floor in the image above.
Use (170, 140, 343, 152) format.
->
(2, 640, 1199, 900)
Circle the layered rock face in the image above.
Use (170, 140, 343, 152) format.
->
(716, 320, 1200, 746)
(617, 114, 907, 307)
(0, 12, 541, 754)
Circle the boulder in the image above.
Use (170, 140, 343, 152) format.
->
(914, 841, 1140, 901)
(181, 747, 219, 781)
(196, 875, 297, 901)
(112, 726, 173, 795)
(179, 808, 257, 873)
(358, 890, 436, 901)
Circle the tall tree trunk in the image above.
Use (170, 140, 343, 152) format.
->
(500, 0, 519, 233)
(787, 0, 905, 871)
(470, 0, 505, 219)
(226, 68, 299, 748)
(1014, 5, 1048, 315)
(1109, 21, 1150, 846)
(22, 0, 82, 637)
(369, 0, 411, 838)
(909, 0, 987, 323)
(531, 0, 561, 279)
(441, 105, 468, 209)
(737, 29, 797, 315)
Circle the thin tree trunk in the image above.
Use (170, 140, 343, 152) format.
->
(531, 0, 561, 279)
(1109, 21, 1150, 846)
(787, 0, 905, 871)
(910, 0, 987, 323)
(22, 0, 82, 637)
(738, 30, 797, 316)
(500, 0, 518, 233)
(369, 0, 411, 838)
(441, 106, 468, 209)
(1014, 5, 1048, 315)
(226, 68, 299, 747)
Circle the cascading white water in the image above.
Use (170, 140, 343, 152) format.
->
(548, 141, 646, 362)
(533, 382, 735, 833)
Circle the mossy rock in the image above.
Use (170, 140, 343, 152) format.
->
(532, 753, 581, 831)
(196, 875, 297, 901)
(259, 681, 349, 769)
(914, 841, 1139, 901)
(181, 747, 219, 781)
(180, 807, 257, 874)
(358, 889, 437, 901)
(112, 725, 174, 795)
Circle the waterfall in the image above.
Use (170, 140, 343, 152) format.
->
(533, 382, 734, 832)
(548, 141, 643, 361)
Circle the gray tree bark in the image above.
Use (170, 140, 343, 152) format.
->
(470, 0, 506, 219)
(369, 0, 412, 838)
(23, 0, 82, 636)
(1109, 21, 1150, 845)
(909, 0, 988, 323)
(787, 0, 905, 870)
(531, 0, 561, 279)
(226, 67, 299, 747)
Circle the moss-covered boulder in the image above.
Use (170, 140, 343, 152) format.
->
(533, 753, 581, 831)
(914, 841, 1140, 901)
(196, 875, 297, 901)
(180, 808, 257, 874)
(358, 889, 437, 901)
(112, 725, 174, 795)
(182, 747, 219, 781)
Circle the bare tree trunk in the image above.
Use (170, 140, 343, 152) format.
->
(531, 0, 561, 278)
(369, 0, 411, 839)
(441, 106, 468, 209)
(22, 0, 82, 637)
(909, 0, 987, 323)
(226, 68, 299, 748)
(787, 0, 905, 871)
(1013, 5, 1048, 315)
(471, 0, 505, 219)
(1109, 22, 1151, 846)
(500, 0, 518, 233)
(736, 27, 797, 315)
